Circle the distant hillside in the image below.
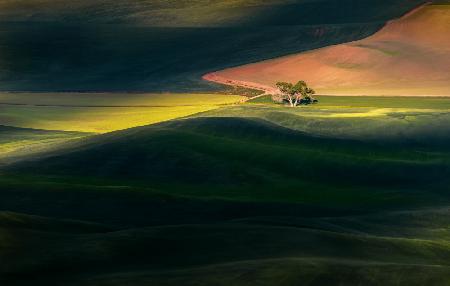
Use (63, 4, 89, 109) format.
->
(210, 4, 450, 96)
(0, 0, 430, 27)
(0, 0, 426, 91)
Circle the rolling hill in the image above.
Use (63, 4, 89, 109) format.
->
(1, 108, 450, 285)
(4, 111, 450, 208)
(207, 3, 450, 96)
(0, 0, 426, 91)
(0, 0, 429, 27)
(0, 125, 87, 160)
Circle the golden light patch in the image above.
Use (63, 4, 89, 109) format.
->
(0, 93, 244, 133)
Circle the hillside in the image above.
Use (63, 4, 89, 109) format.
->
(0, 0, 428, 27)
(5, 111, 450, 206)
(0, 0, 425, 91)
(0, 92, 244, 133)
(0, 125, 87, 160)
(2, 102, 450, 285)
(207, 3, 450, 96)
(2, 213, 450, 286)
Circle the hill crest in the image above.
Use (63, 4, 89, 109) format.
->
(207, 4, 450, 96)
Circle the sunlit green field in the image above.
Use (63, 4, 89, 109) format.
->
(0, 92, 243, 160)
(209, 95, 450, 142)
(250, 95, 450, 109)
(0, 126, 87, 159)
(0, 93, 244, 133)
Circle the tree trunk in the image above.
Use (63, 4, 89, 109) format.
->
(294, 95, 300, 107)
(288, 96, 295, 107)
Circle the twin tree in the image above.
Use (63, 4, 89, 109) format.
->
(275, 80, 317, 107)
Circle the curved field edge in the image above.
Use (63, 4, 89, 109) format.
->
(206, 4, 450, 96)
(0, 1, 426, 92)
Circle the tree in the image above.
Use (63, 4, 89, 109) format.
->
(300, 86, 317, 105)
(275, 82, 295, 107)
(275, 80, 317, 107)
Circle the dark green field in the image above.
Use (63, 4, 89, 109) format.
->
(1, 96, 450, 285)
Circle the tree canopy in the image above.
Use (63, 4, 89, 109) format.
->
(275, 81, 317, 107)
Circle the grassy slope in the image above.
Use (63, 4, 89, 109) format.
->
(0, 125, 87, 159)
(0, 0, 425, 91)
(2, 220, 450, 286)
(217, 95, 450, 142)
(1, 97, 450, 285)
(0, 92, 242, 163)
(6, 116, 449, 206)
(76, 259, 450, 286)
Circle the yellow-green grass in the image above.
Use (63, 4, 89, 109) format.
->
(0, 93, 242, 159)
(0, 136, 83, 158)
(0, 136, 90, 160)
(0, 125, 87, 160)
(0, 93, 244, 133)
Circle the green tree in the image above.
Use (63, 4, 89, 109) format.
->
(275, 82, 295, 107)
(301, 86, 317, 104)
(276, 80, 316, 107)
